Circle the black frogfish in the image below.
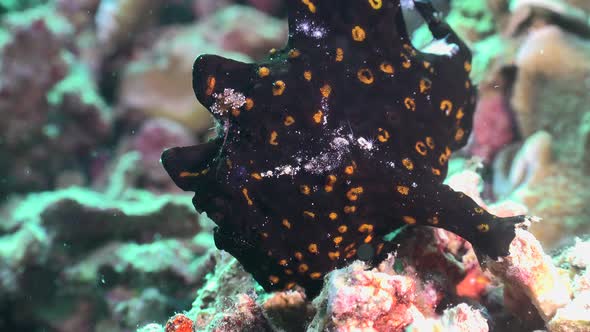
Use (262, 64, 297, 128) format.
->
(162, 0, 526, 297)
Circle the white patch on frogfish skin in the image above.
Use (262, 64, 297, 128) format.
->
(356, 137, 375, 151)
(422, 38, 460, 57)
(295, 19, 327, 39)
(260, 164, 301, 178)
(303, 136, 350, 174)
(320, 95, 330, 125)
(211, 88, 246, 116)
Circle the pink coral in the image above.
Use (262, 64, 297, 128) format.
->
(310, 260, 436, 332)
(0, 18, 111, 196)
(131, 118, 196, 189)
(197, 5, 287, 60)
(0, 19, 67, 146)
(192, 0, 232, 17)
(488, 229, 572, 322)
(470, 92, 516, 163)
(247, 0, 283, 14)
(407, 303, 489, 332)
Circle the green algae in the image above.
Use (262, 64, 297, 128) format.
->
(446, 0, 495, 39)
(10, 186, 191, 226)
(47, 52, 108, 109)
(1, 3, 72, 35)
(470, 35, 506, 83)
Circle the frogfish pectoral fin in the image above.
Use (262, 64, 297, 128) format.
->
(401, 182, 526, 260)
(470, 215, 526, 260)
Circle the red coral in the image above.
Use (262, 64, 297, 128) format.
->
(165, 314, 194, 332)
(456, 269, 491, 300)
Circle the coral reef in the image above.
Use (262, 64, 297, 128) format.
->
(0, 153, 212, 330)
(308, 258, 436, 332)
(118, 5, 285, 136)
(407, 303, 490, 332)
(0, 8, 111, 199)
(462, 0, 590, 249)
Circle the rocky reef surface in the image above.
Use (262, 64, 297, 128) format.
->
(0, 0, 589, 331)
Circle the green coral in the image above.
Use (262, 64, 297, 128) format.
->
(446, 0, 496, 40)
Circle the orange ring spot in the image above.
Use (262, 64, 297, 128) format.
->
(320, 84, 332, 98)
(358, 224, 374, 233)
(377, 128, 390, 142)
(242, 188, 253, 206)
(346, 187, 364, 201)
(273, 80, 286, 96)
(352, 26, 366, 42)
(455, 128, 465, 142)
(300, 185, 311, 195)
(282, 219, 292, 229)
(402, 158, 414, 170)
(313, 111, 323, 124)
(357, 68, 374, 84)
(368, 0, 382, 9)
(404, 97, 416, 111)
(328, 252, 340, 261)
(301, 0, 316, 13)
(258, 67, 270, 78)
(397, 185, 410, 195)
(403, 216, 417, 225)
(428, 216, 439, 225)
(284, 115, 295, 126)
(288, 49, 301, 58)
(336, 48, 344, 62)
(245, 98, 254, 110)
(464, 61, 472, 72)
(206, 76, 216, 96)
(344, 165, 354, 175)
(295, 252, 303, 261)
(440, 100, 453, 115)
(269, 131, 279, 145)
(308, 243, 319, 254)
(425, 136, 435, 149)
(344, 206, 357, 214)
(401, 53, 411, 68)
(310, 272, 322, 279)
(415, 141, 428, 156)
(419, 78, 432, 93)
(477, 224, 490, 232)
(380, 62, 394, 74)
